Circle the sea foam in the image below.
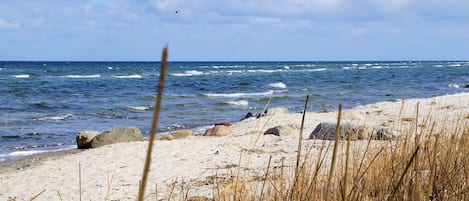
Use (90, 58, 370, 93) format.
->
(62, 74, 101, 78)
(12, 74, 30, 78)
(36, 114, 73, 121)
(170, 70, 205, 76)
(268, 82, 287, 88)
(225, 100, 249, 106)
(126, 106, 151, 111)
(204, 90, 274, 98)
(112, 74, 142, 79)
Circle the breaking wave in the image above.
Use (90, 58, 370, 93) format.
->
(203, 90, 274, 98)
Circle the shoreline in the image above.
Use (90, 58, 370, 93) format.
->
(1, 91, 468, 165)
(1, 93, 468, 200)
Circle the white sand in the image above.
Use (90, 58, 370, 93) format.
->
(1, 93, 468, 200)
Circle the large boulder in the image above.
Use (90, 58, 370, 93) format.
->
(90, 126, 143, 148)
(264, 125, 295, 137)
(157, 130, 192, 140)
(203, 125, 232, 137)
(309, 122, 397, 140)
(76, 131, 100, 149)
(309, 122, 365, 140)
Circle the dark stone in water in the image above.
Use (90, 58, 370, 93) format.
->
(464, 84, 469, 88)
(244, 112, 254, 119)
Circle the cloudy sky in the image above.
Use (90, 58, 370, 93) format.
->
(1, 0, 468, 61)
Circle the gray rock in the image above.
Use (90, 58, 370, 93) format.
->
(203, 125, 232, 137)
(90, 126, 143, 148)
(309, 122, 398, 140)
(158, 130, 192, 140)
(76, 131, 100, 149)
(264, 125, 295, 137)
(309, 122, 365, 140)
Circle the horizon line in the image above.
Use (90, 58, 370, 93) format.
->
(1, 59, 468, 63)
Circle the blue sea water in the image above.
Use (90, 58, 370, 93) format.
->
(0, 61, 468, 161)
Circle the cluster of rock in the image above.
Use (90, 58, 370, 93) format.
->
(76, 126, 143, 149)
(76, 106, 398, 149)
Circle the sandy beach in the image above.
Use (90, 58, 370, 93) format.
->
(1, 93, 468, 200)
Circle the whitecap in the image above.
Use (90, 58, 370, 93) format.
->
(226, 70, 243, 74)
(126, 106, 151, 111)
(170, 70, 205, 76)
(434, 65, 443, 67)
(36, 114, 72, 121)
(204, 90, 274, 98)
(449, 64, 462, 67)
(62, 74, 101, 78)
(448, 83, 460, 88)
(225, 100, 249, 106)
(342, 67, 352, 70)
(112, 74, 142, 79)
(212, 65, 244, 69)
(308, 68, 328, 72)
(268, 82, 287, 88)
(372, 66, 383, 69)
(12, 74, 30, 78)
(247, 69, 283, 73)
(283, 66, 290, 69)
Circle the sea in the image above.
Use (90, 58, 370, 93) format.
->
(1, 61, 468, 161)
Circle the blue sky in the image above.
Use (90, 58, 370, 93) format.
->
(1, 0, 468, 61)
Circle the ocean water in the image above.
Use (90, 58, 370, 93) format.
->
(1, 61, 468, 161)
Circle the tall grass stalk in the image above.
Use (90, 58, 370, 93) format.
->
(290, 95, 309, 200)
(138, 47, 168, 201)
(325, 103, 342, 201)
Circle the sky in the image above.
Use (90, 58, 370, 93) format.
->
(1, 0, 469, 61)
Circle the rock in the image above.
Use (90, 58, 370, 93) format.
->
(90, 126, 143, 148)
(215, 122, 232, 127)
(264, 125, 295, 137)
(258, 107, 289, 118)
(309, 122, 398, 140)
(76, 131, 100, 149)
(244, 112, 255, 119)
(203, 125, 232, 137)
(464, 84, 469, 88)
(158, 130, 192, 140)
(309, 122, 365, 140)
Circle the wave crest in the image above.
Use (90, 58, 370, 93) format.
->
(204, 90, 274, 98)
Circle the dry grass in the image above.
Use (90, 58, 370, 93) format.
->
(201, 112, 469, 201)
